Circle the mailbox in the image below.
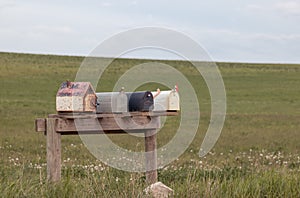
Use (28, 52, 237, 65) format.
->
(56, 81, 97, 112)
(127, 91, 154, 112)
(152, 89, 180, 111)
(96, 90, 128, 113)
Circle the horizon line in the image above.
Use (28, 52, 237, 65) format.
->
(1, 50, 300, 65)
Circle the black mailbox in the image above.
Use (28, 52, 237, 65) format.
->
(127, 91, 154, 112)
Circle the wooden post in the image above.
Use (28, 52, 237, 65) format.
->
(46, 118, 61, 182)
(144, 129, 158, 184)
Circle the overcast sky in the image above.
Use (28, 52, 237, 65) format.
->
(0, 0, 300, 63)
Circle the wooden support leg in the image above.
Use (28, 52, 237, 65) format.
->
(144, 129, 158, 184)
(46, 118, 61, 182)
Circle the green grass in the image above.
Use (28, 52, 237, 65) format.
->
(0, 52, 299, 197)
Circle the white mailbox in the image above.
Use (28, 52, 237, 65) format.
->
(152, 89, 180, 111)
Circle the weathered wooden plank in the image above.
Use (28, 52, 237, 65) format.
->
(47, 118, 61, 182)
(35, 118, 46, 132)
(145, 129, 158, 184)
(55, 116, 160, 133)
(49, 111, 178, 119)
(129, 111, 179, 117)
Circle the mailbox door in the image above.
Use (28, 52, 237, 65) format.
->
(115, 93, 128, 112)
(84, 94, 97, 112)
(168, 91, 180, 111)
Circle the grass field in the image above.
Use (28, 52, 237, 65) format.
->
(0, 52, 299, 197)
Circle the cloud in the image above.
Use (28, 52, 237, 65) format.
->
(275, 1, 300, 15)
(246, 1, 300, 16)
(205, 26, 300, 40)
(34, 25, 73, 35)
(0, 3, 14, 10)
(248, 33, 300, 41)
(101, 2, 112, 7)
(246, 4, 264, 11)
(191, 27, 300, 62)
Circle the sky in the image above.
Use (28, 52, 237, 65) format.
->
(0, 0, 300, 63)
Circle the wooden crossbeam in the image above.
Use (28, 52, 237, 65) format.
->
(35, 115, 161, 134)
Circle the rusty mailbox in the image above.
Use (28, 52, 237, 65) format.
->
(56, 81, 97, 112)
